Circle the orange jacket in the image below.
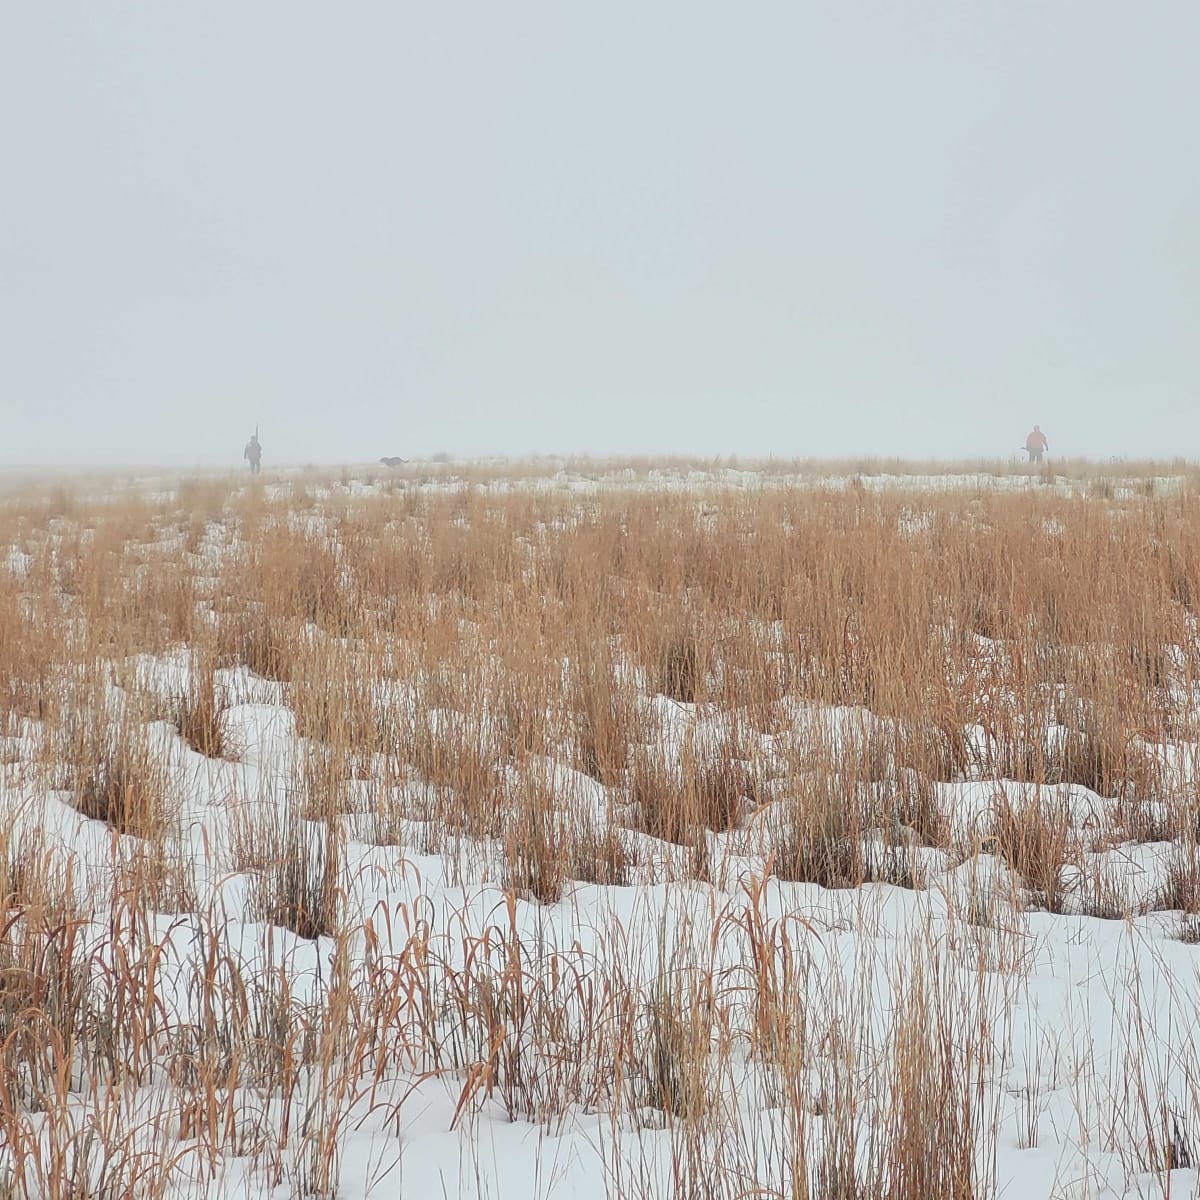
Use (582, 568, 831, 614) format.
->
(1025, 429, 1048, 451)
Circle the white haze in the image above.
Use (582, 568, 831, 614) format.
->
(1, 2, 1196, 468)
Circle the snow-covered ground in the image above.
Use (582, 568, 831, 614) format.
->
(2, 462, 1199, 1199)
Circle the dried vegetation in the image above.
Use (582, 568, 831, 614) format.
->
(0, 461, 1199, 1196)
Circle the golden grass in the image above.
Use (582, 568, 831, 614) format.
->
(1, 460, 1199, 1196)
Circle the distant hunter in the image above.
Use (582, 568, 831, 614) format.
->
(244, 432, 263, 475)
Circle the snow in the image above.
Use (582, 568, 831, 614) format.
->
(2, 461, 1200, 1199)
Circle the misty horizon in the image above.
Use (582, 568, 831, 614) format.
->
(3, 3, 1196, 468)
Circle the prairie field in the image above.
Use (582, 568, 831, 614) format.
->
(4, 457, 1200, 1198)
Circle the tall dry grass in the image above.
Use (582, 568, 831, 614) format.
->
(1, 463, 1199, 1196)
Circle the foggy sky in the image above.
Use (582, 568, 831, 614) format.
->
(2, 3, 1196, 468)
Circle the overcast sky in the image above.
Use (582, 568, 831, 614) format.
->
(1, 3, 1196, 467)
